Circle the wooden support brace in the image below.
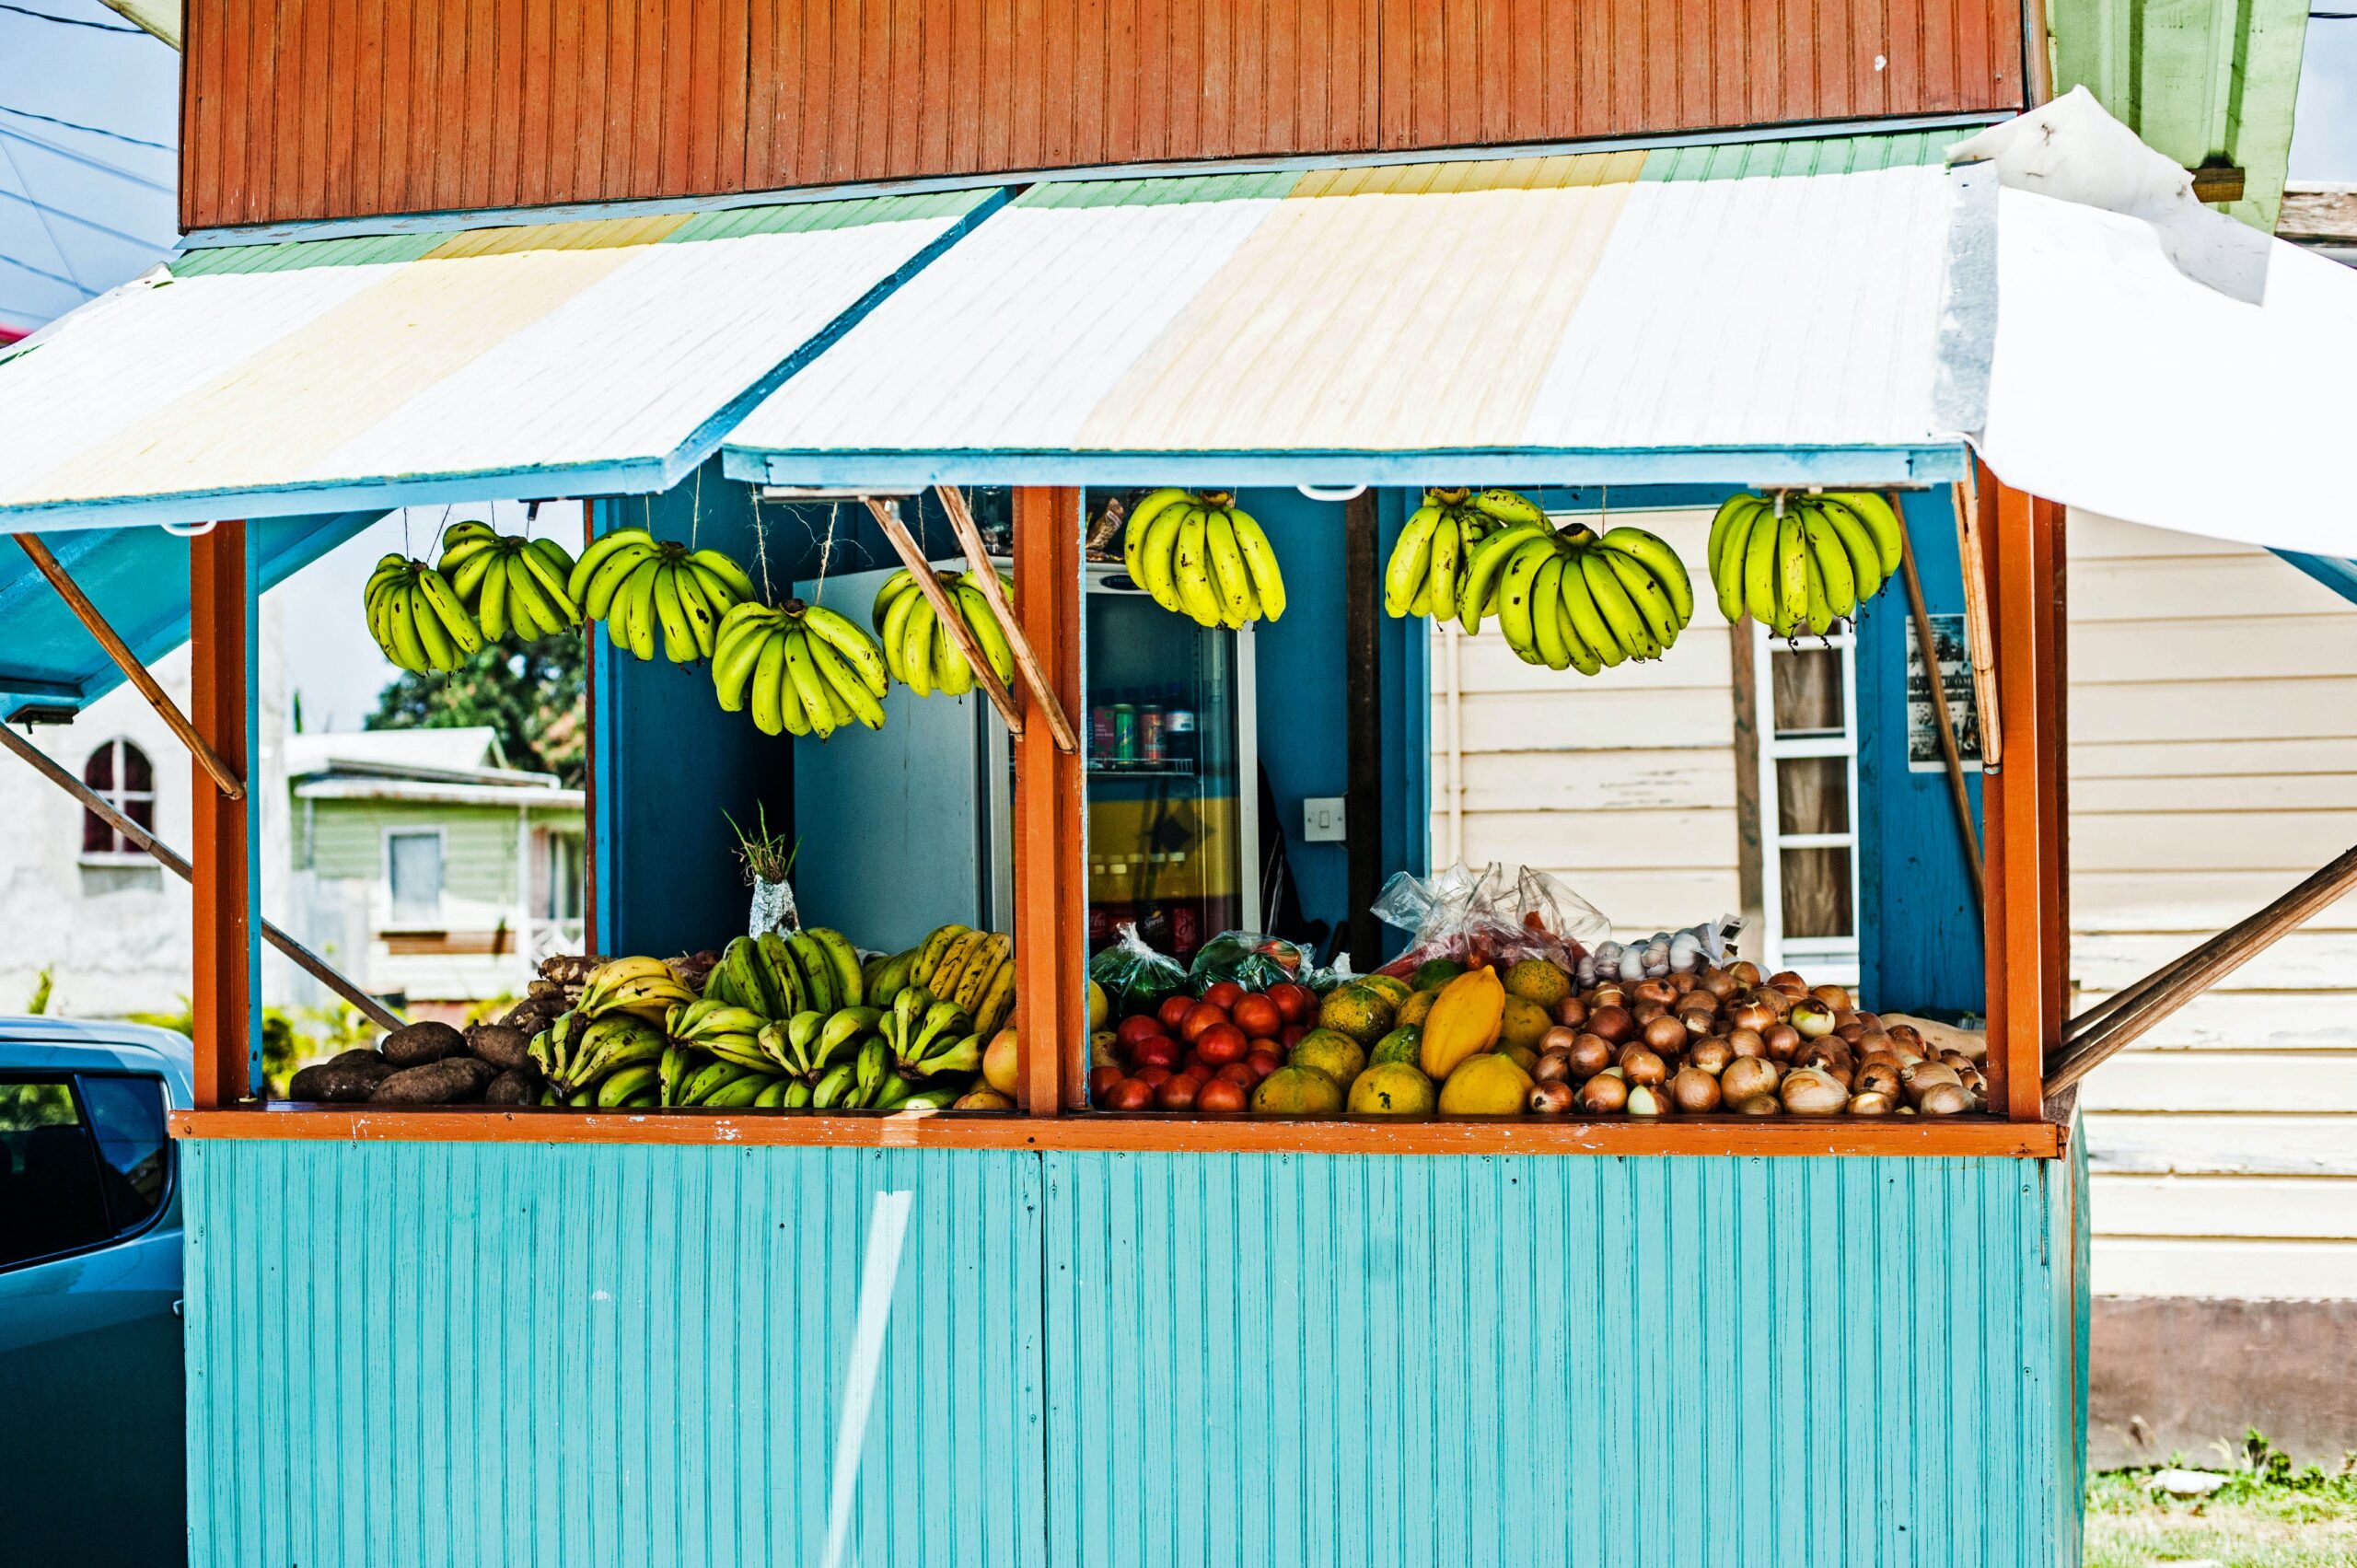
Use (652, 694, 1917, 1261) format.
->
(863, 497, 1027, 738)
(932, 484, 1081, 754)
(0, 724, 405, 1034)
(1896, 510, 1984, 900)
(12, 530, 246, 800)
(1951, 478, 2003, 772)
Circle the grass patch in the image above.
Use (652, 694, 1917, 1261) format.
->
(2089, 1434, 2357, 1568)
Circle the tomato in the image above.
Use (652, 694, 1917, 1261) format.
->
(1194, 1077, 1248, 1113)
(1195, 1023, 1248, 1066)
(1157, 994, 1197, 1031)
(1115, 1015, 1169, 1052)
(1131, 1035, 1180, 1071)
(1155, 1074, 1201, 1110)
(1245, 1037, 1281, 1063)
(1244, 1049, 1283, 1082)
(1279, 1024, 1310, 1049)
(1214, 1063, 1258, 1090)
(1231, 994, 1283, 1039)
(1202, 981, 1247, 1011)
(1266, 982, 1315, 1024)
(1134, 1065, 1173, 1090)
(1089, 1064, 1124, 1102)
(1104, 1078, 1155, 1111)
(1180, 1001, 1231, 1043)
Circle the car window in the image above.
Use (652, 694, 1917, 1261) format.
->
(76, 1075, 170, 1236)
(0, 1078, 110, 1268)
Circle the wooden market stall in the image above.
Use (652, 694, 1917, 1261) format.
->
(24, 6, 2357, 1565)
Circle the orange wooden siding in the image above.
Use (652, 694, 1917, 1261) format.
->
(181, 0, 2022, 228)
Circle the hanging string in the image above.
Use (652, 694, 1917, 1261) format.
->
(749, 491, 775, 605)
(813, 500, 839, 606)
(689, 464, 702, 550)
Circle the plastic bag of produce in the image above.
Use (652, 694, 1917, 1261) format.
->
(1187, 930, 1313, 993)
(1575, 914, 1743, 988)
(1371, 861, 1604, 977)
(1511, 867, 1611, 952)
(1089, 923, 1188, 1016)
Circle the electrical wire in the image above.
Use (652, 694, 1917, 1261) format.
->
(0, 124, 173, 193)
(0, 103, 174, 152)
(0, 2, 143, 31)
(0, 250, 95, 296)
(0, 184, 160, 249)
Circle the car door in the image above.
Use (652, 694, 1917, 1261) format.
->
(0, 1069, 185, 1567)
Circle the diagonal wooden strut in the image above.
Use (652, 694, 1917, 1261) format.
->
(1896, 511, 1983, 900)
(932, 485, 1081, 754)
(0, 722, 404, 1034)
(11, 531, 246, 800)
(863, 496, 1027, 738)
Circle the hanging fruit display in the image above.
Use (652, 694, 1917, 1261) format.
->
(1705, 490, 1902, 638)
(564, 526, 761, 664)
(712, 600, 890, 738)
(871, 566, 1016, 697)
(1383, 486, 1537, 621)
(435, 520, 583, 642)
(363, 554, 488, 673)
(1122, 488, 1287, 629)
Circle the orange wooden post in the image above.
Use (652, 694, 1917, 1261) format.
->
(2036, 497, 2071, 1049)
(190, 521, 260, 1107)
(1979, 465, 2055, 1119)
(1011, 486, 1086, 1113)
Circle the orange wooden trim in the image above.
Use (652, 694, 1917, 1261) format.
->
(1011, 486, 1086, 1113)
(2036, 497, 2070, 1040)
(169, 1106, 2066, 1159)
(1977, 473, 2010, 1121)
(190, 522, 256, 1109)
(1985, 466, 2049, 1120)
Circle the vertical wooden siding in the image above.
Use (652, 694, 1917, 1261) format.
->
(181, 0, 2021, 228)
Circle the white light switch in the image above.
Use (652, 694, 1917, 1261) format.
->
(1303, 796, 1347, 842)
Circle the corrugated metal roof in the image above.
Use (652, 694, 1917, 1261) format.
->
(0, 189, 1002, 531)
(722, 134, 1975, 489)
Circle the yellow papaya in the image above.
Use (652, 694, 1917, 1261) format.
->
(1420, 967, 1506, 1081)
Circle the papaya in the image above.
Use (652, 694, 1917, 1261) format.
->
(1420, 967, 1506, 1081)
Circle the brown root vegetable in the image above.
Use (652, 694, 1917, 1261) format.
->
(1588, 985, 1630, 1013)
(1618, 1046, 1668, 1087)
(1729, 960, 1762, 988)
(1767, 970, 1807, 994)
(1701, 968, 1740, 1001)
(1731, 1094, 1780, 1116)
(1567, 1034, 1616, 1078)
(1625, 1084, 1668, 1118)
(1789, 1001, 1837, 1040)
(1553, 996, 1589, 1029)
(1632, 999, 1668, 1026)
(484, 1070, 539, 1106)
(1667, 970, 1699, 996)
(1900, 1061, 1962, 1105)
(1726, 1028, 1768, 1060)
(1854, 1061, 1902, 1098)
(1578, 1074, 1629, 1114)
(467, 1025, 534, 1073)
(380, 1021, 467, 1069)
(1633, 979, 1678, 1007)
(1540, 1026, 1582, 1056)
(539, 954, 602, 984)
(1642, 1015, 1688, 1054)
(1533, 1051, 1575, 1085)
(1727, 999, 1777, 1036)
(1721, 1056, 1781, 1105)
(1809, 983, 1853, 1012)
(1586, 1005, 1636, 1045)
(1527, 1080, 1578, 1116)
(1763, 1023, 1802, 1061)
(286, 1051, 395, 1103)
(371, 1056, 496, 1104)
(1685, 1037, 1733, 1076)
(1846, 1090, 1895, 1116)
(1668, 1067, 1723, 1114)
(1915, 1082, 1972, 1116)
(1780, 1067, 1848, 1116)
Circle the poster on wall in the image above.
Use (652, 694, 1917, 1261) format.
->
(1905, 612, 1983, 772)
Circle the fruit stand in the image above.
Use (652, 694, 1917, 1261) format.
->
(35, 108, 2332, 1568)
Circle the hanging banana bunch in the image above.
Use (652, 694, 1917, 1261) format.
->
(563, 527, 761, 665)
(712, 599, 891, 739)
(433, 520, 584, 642)
(364, 554, 485, 673)
(870, 567, 1016, 698)
(1122, 488, 1287, 629)
(1705, 490, 1903, 639)
(1383, 487, 1537, 622)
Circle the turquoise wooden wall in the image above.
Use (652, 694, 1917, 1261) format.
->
(185, 1139, 2084, 1567)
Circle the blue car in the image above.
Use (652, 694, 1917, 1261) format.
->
(0, 1018, 192, 1566)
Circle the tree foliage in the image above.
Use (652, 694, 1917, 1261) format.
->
(367, 635, 587, 788)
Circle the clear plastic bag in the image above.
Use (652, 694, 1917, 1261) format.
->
(1187, 931, 1312, 993)
(1088, 923, 1189, 1016)
(1371, 861, 1608, 978)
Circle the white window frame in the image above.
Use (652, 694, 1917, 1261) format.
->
(78, 737, 157, 866)
(383, 826, 447, 929)
(1753, 623, 1863, 988)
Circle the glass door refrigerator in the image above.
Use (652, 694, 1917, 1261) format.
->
(792, 560, 1259, 964)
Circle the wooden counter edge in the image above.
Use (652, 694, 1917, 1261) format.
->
(172, 1107, 2067, 1158)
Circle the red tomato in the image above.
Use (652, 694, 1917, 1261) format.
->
(1088, 1064, 1124, 1102)
(1135, 1065, 1173, 1090)
(1157, 994, 1197, 1030)
(1180, 1002, 1231, 1043)
(1194, 1077, 1248, 1113)
(1131, 1035, 1179, 1071)
(1195, 1023, 1248, 1066)
(1266, 982, 1314, 1024)
(1115, 1015, 1169, 1052)
(1245, 1037, 1281, 1062)
(1279, 1024, 1310, 1049)
(1202, 981, 1247, 1011)
(1245, 1050, 1283, 1082)
(1155, 1074, 1200, 1110)
(1231, 994, 1283, 1039)
(1105, 1078, 1155, 1111)
(1215, 1063, 1258, 1089)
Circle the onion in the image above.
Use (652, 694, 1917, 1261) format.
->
(1642, 1015, 1688, 1054)
(1730, 961, 1763, 988)
(1632, 999, 1668, 1026)
(1701, 968, 1740, 1001)
(1846, 1090, 1895, 1116)
(1763, 1023, 1802, 1061)
(1539, 1026, 1581, 1055)
(1579, 1074, 1629, 1114)
(1731, 1094, 1781, 1116)
(1533, 1051, 1574, 1085)
(1633, 979, 1678, 1008)
(1685, 1036, 1733, 1076)
(1668, 1066, 1723, 1114)
(1854, 1030, 1895, 1057)
(1721, 1056, 1782, 1104)
(1834, 1021, 1867, 1045)
(1853, 1061, 1902, 1098)
(1780, 1067, 1848, 1117)
(1527, 1080, 1578, 1115)
(1853, 1011, 1884, 1034)
(1937, 1049, 1975, 1073)
(1810, 983, 1853, 1012)
(1667, 970, 1699, 996)
(1728, 1000, 1777, 1035)
(1789, 1001, 1837, 1040)
(1568, 1034, 1615, 1077)
(1726, 1028, 1767, 1060)
(1769, 970, 1807, 994)
(1619, 1045, 1668, 1087)
(1587, 1005, 1636, 1044)
(1589, 985, 1630, 1013)
(1625, 1083, 1668, 1118)
(1553, 996, 1589, 1029)
(1887, 1024, 1924, 1050)
(1915, 1082, 1972, 1116)
(1900, 1061, 1961, 1105)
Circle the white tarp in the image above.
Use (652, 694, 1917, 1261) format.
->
(1955, 91, 2354, 555)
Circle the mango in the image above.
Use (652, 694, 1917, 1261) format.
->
(1290, 1030, 1366, 1095)
(1370, 1026, 1423, 1067)
(1420, 967, 1506, 1081)
(1437, 1051, 1531, 1116)
(1317, 984, 1396, 1047)
(1348, 1063, 1436, 1115)
(1503, 958, 1573, 1010)
(1253, 1065, 1346, 1115)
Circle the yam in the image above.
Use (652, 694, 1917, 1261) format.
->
(539, 954, 601, 985)
(466, 1024, 533, 1072)
(379, 1020, 466, 1068)
(370, 1056, 496, 1104)
(287, 1051, 395, 1103)
(483, 1069, 538, 1106)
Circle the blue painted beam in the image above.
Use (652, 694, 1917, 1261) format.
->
(2280, 550, 2357, 607)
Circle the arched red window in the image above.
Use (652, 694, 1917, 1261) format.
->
(82, 739, 155, 855)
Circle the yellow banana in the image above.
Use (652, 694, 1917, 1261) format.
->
(688, 547, 758, 602)
(1801, 537, 1836, 636)
(1776, 506, 1808, 637)
(952, 580, 1016, 684)
(383, 576, 428, 670)
(1173, 505, 1222, 627)
(1742, 503, 1782, 626)
(931, 605, 974, 697)
(901, 598, 936, 699)
(1139, 504, 1190, 611)
(1603, 547, 1680, 650)
(1495, 537, 1556, 663)
(413, 567, 483, 657)
(1384, 505, 1440, 617)
(1800, 503, 1859, 621)
(1204, 505, 1254, 629)
(1581, 550, 1657, 659)
(1825, 491, 1904, 576)
(1713, 495, 1766, 624)
(567, 527, 656, 602)
(512, 540, 581, 626)
(1601, 527, 1692, 630)
(1426, 509, 1463, 623)
(620, 560, 660, 661)
(1228, 507, 1285, 621)
(783, 629, 836, 739)
(807, 634, 886, 729)
(651, 564, 694, 662)
(409, 583, 458, 669)
(801, 604, 890, 697)
(872, 569, 920, 633)
(1812, 495, 1887, 604)
(477, 552, 511, 640)
(671, 562, 720, 658)
(1552, 571, 1605, 676)
(1123, 489, 1191, 584)
(1529, 554, 1572, 671)
(584, 542, 656, 620)
(1555, 546, 1623, 668)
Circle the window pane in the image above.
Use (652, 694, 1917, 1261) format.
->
(1771, 646, 1844, 735)
(84, 808, 115, 854)
(1776, 757, 1851, 836)
(83, 744, 113, 792)
(1781, 847, 1855, 940)
(0, 1080, 110, 1268)
(128, 797, 155, 833)
(389, 832, 444, 923)
(77, 1076, 169, 1235)
(121, 743, 152, 793)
